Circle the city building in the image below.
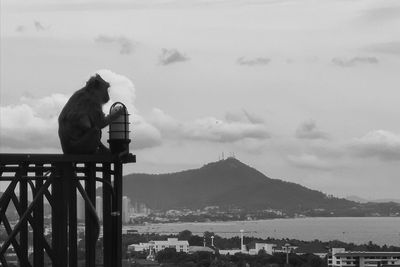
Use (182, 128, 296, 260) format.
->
(96, 196, 103, 221)
(151, 238, 189, 253)
(77, 192, 84, 221)
(122, 196, 131, 224)
(219, 243, 279, 256)
(328, 248, 400, 267)
(219, 249, 242, 255)
(132, 202, 151, 215)
(249, 243, 276, 255)
(128, 242, 153, 252)
(128, 238, 189, 254)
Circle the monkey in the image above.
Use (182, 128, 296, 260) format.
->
(58, 74, 124, 154)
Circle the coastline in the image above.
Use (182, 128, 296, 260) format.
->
(126, 217, 400, 246)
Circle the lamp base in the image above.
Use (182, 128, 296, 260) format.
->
(107, 139, 131, 154)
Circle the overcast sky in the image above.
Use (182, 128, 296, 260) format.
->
(1, 0, 400, 199)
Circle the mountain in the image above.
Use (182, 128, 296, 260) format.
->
(346, 195, 400, 204)
(123, 157, 356, 213)
(369, 198, 400, 204)
(345, 195, 369, 203)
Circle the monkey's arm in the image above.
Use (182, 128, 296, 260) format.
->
(98, 107, 124, 129)
(77, 115, 92, 130)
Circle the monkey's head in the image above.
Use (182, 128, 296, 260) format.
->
(85, 74, 110, 104)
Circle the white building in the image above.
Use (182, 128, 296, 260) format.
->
(328, 248, 400, 267)
(219, 243, 276, 256)
(219, 249, 242, 255)
(96, 196, 103, 221)
(128, 238, 189, 254)
(151, 238, 189, 253)
(128, 242, 153, 252)
(249, 243, 276, 255)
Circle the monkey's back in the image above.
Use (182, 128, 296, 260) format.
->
(58, 88, 105, 153)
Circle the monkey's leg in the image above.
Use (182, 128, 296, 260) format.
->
(70, 128, 101, 154)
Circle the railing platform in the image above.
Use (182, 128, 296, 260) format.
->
(0, 152, 135, 267)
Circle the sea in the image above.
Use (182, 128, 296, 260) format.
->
(128, 217, 400, 246)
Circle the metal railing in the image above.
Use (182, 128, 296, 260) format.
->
(0, 153, 135, 267)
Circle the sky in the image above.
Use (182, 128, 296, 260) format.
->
(1, 0, 400, 200)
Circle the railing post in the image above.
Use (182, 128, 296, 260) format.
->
(67, 165, 78, 267)
(103, 163, 112, 267)
(19, 162, 29, 265)
(33, 163, 44, 267)
(52, 163, 68, 267)
(85, 163, 97, 267)
(114, 162, 123, 267)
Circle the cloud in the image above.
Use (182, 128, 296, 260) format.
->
(150, 108, 182, 135)
(0, 71, 161, 151)
(15, 25, 26, 33)
(331, 57, 379, 67)
(350, 130, 400, 161)
(34, 21, 47, 31)
(366, 42, 400, 55)
(185, 117, 270, 142)
(14, 21, 49, 33)
(150, 109, 270, 143)
(94, 35, 135, 54)
(0, 71, 269, 151)
(96, 69, 136, 112)
(131, 116, 162, 150)
(361, 6, 400, 23)
(0, 94, 67, 150)
(296, 120, 328, 140)
(225, 109, 265, 124)
(237, 57, 270, 66)
(95, 70, 162, 149)
(287, 153, 332, 171)
(158, 49, 189, 65)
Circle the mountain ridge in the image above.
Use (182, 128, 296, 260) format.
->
(123, 157, 356, 213)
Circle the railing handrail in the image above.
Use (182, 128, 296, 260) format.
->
(0, 153, 135, 164)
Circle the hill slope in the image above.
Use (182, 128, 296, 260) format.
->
(123, 157, 355, 212)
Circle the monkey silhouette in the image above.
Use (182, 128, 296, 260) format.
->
(58, 74, 123, 154)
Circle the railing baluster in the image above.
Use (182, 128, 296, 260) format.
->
(114, 162, 123, 267)
(52, 163, 68, 267)
(19, 162, 29, 266)
(103, 163, 112, 267)
(68, 165, 78, 267)
(0, 213, 24, 264)
(85, 162, 97, 267)
(34, 163, 44, 267)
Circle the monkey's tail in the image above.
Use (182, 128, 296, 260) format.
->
(76, 181, 101, 241)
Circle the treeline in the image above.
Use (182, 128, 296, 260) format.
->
(152, 249, 325, 267)
(120, 229, 400, 267)
(123, 230, 400, 255)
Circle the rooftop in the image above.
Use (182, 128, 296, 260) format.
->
(335, 252, 400, 257)
(152, 238, 189, 245)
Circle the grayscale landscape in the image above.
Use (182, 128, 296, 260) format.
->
(1, 0, 400, 266)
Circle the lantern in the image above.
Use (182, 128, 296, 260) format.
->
(108, 102, 131, 154)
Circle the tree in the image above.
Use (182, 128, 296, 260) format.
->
(178, 230, 193, 241)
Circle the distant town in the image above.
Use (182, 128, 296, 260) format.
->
(2, 193, 399, 227)
(3, 225, 400, 266)
(103, 196, 400, 225)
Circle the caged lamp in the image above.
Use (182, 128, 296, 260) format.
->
(108, 102, 131, 154)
